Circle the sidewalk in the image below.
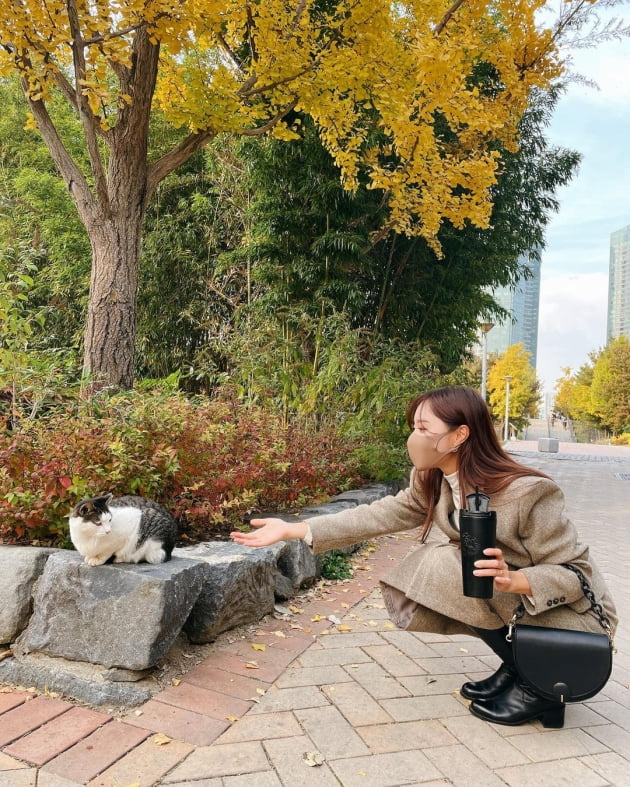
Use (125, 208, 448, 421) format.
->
(1, 443, 629, 786)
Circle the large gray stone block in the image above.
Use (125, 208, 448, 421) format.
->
(175, 542, 277, 643)
(14, 551, 206, 670)
(0, 546, 58, 644)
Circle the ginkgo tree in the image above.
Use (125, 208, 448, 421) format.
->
(488, 343, 541, 436)
(0, 0, 597, 388)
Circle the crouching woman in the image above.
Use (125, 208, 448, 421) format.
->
(231, 385, 617, 728)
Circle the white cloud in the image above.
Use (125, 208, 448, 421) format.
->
(537, 273, 609, 390)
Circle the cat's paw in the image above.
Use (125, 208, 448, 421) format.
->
(85, 556, 106, 566)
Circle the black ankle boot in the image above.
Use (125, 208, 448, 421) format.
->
(469, 680, 565, 728)
(461, 663, 517, 701)
(461, 626, 516, 701)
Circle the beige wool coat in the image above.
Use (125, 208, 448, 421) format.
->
(306, 471, 618, 637)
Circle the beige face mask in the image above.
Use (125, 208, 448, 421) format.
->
(407, 428, 457, 471)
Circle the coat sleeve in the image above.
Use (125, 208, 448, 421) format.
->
(305, 470, 427, 554)
(512, 479, 591, 616)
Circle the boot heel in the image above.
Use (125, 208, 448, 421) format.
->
(541, 705, 565, 728)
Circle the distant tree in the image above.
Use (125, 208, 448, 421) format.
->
(591, 336, 630, 434)
(553, 367, 574, 417)
(487, 344, 540, 435)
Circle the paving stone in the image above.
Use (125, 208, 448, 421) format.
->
(42, 721, 150, 783)
(181, 662, 272, 699)
(0, 752, 29, 771)
(160, 781, 222, 787)
(495, 758, 609, 787)
(156, 681, 252, 720)
(357, 720, 457, 753)
(362, 644, 428, 677)
(297, 646, 372, 668)
(37, 773, 84, 786)
(295, 706, 370, 758)
(275, 665, 352, 688)
(579, 752, 630, 785)
(0, 770, 37, 787)
(320, 682, 393, 726)
(262, 735, 341, 786)
(582, 699, 630, 731)
(215, 711, 302, 744)
(248, 686, 330, 714)
(318, 632, 384, 649)
(398, 673, 467, 696)
(329, 749, 443, 787)
(413, 656, 489, 675)
(87, 736, 194, 787)
(223, 772, 282, 787)
(123, 699, 230, 746)
(507, 728, 607, 762)
(583, 721, 630, 757)
(161, 741, 269, 782)
(380, 632, 442, 658)
(0, 690, 31, 714)
(0, 696, 72, 747)
(441, 715, 530, 768)
(380, 694, 469, 722)
(424, 743, 512, 786)
(4, 707, 108, 765)
(343, 663, 411, 699)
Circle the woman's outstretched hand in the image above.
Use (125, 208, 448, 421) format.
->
(473, 547, 532, 595)
(230, 518, 308, 548)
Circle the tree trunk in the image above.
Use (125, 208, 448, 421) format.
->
(82, 209, 144, 390)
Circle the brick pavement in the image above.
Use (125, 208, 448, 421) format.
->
(1, 443, 629, 786)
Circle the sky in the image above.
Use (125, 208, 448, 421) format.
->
(536, 4, 630, 396)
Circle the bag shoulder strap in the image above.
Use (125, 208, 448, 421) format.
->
(508, 563, 614, 645)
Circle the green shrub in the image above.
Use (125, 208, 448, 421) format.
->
(0, 390, 364, 546)
(320, 550, 353, 581)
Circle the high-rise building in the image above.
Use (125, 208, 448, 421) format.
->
(608, 225, 630, 341)
(485, 252, 541, 367)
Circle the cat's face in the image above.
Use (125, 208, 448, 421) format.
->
(70, 493, 114, 533)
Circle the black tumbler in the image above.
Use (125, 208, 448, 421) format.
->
(459, 491, 496, 599)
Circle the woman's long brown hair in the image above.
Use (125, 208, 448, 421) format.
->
(406, 385, 549, 541)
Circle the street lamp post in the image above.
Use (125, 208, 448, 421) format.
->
(480, 322, 494, 401)
(503, 376, 513, 442)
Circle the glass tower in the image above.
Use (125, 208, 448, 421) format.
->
(486, 251, 541, 367)
(608, 225, 630, 341)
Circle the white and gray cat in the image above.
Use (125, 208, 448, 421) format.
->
(68, 493, 178, 566)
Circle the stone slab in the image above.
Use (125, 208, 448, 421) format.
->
(14, 552, 206, 669)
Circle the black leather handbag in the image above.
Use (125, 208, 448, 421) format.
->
(507, 564, 614, 703)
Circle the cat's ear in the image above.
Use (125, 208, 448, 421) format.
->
(78, 502, 94, 518)
(95, 492, 114, 505)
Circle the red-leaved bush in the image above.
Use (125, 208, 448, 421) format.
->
(0, 391, 364, 546)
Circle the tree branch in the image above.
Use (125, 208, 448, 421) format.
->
(147, 131, 215, 199)
(66, 0, 110, 213)
(23, 89, 97, 224)
(435, 0, 467, 35)
(240, 98, 299, 136)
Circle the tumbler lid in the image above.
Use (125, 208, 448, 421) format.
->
(466, 488, 490, 512)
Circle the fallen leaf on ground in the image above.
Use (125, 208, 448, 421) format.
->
(153, 734, 171, 746)
(252, 643, 266, 652)
(226, 715, 239, 722)
(303, 750, 325, 767)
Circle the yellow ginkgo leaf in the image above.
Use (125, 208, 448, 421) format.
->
(252, 643, 266, 651)
(226, 715, 239, 722)
(153, 733, 171, 746)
